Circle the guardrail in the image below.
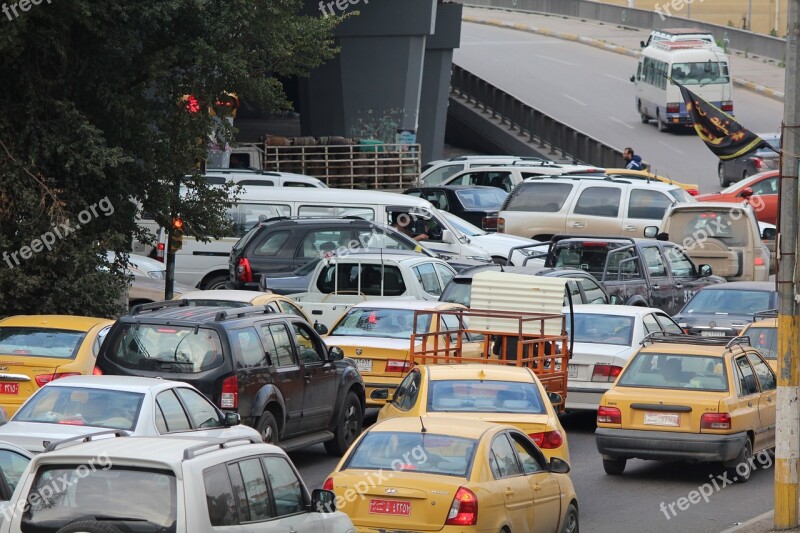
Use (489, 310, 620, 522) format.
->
(451, 64, 626, 168)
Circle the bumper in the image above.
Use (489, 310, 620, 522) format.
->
(665, 113, 694, 126)
(595, 427, 747, 463)
(565, 386, 607, 411)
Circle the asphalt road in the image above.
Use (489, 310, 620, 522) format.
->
(292, 409, 773, 533)
(453, 22, 784, 195)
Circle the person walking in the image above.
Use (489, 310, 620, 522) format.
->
(623, 147, 644, 171)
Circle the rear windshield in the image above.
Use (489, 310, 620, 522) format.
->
(505, 183, 573, 212)
(682, 289, 773, 316)
(22, 466, 177, 531)
(0, 328, 85, 359)
(668, 188, 693, 203)
(232, 224, 262, 253)
(440, 280, 472, 307)
(345, 431, 477, 477)
(746, 326, 777, 360)
(105, 325, 224, 374)
(566, 314, 635, 346)
(455, 188, 507, 209)
(330, 308, 432, 340)
(669, 210, 752, 246)
(618, 353, 728, 391)
(14, 386, 144, 430)
(427, 379, 545, 414)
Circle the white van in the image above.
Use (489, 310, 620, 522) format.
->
(632, 40, 733, 132)
(136, 188, 493, 289)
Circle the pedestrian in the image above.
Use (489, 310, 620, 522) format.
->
(623, 147, 644, 171)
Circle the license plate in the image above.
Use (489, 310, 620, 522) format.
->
(644, 412, 680, 427)
(0, 383, 18, 395)
(369, 499, 411, 515)
(701, 330, 725, 337)
(353, 358, 372, 372)
(568, 364, 578, 378)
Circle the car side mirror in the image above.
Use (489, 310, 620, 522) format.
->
(311, 489, 337, 513)
(372, 388, 393, 401)
(441, 229, 454, 244)
(224, 412, 241, 427)
(643, 226, 659, 238)
(547, 392, 563, 406)
(699, 264, 713, 277)
(314, 321, 329, 335)
(640, 40, 646, 48)
(762, 227, 777, 240)
(656, 232, 670, 241)
(548, 457, 571, 474)
(630, 75, 636, 83)
(741, 187, 754, 199)
(328, 346, 344, 361)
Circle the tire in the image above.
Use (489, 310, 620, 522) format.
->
(719, 164, 730, 187)
(657, 112, 668, 132)
(257, 410, 280, 445)
(201, 273, 228, 290)
(56, 522, 124, 533)
(602, 457, 627, 475)
(561, 503, 579, 533)
(727, 438, 753, 483)
(324, 391, 363, 456)
(638, 101, 649, 124)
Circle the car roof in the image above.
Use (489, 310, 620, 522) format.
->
(521, 176, 681, 190)
(42, 375, 178, 392)
(452, 264, 581, 280)
(255, 217, 385, 227)
(565, 304, 663, 316)
(368, 416, 503, 440)
(698, 281, 776, 291)
(322, 253, 445, 265)
(425, 364, 534, 383)
(639, 342, 736, 357)
(350, 300, 464, 311)
(747, 317, 777, 327)
(122, 305, 292, 324)
(179, 290, 270, 303)
(0, 315, 112, 330)
(412, 185, 503, 191)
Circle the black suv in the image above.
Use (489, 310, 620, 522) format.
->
(229, 217, 431, 290)
(96, 300, 365, 455)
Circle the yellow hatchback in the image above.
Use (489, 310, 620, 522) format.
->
(596, 334, 776, 482)
(0, 316, 114, 417)
(325, 417, 578, 533)
(377, 364, 569, 461)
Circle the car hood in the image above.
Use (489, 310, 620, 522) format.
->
(672, 312, 752, 329)
(325, 336, 412, 351)
(570, 342, 637, 364)
(0, 421, 124, 453)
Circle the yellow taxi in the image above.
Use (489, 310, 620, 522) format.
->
(0, 316, 114, 417)
(377, 364, 569, 461)
(604, 168, 700, 196)
(324, 417, 578, 533)
(596, 334, 775, 482)
(740, 311, 777, 372)
(325, 301, 482, 407)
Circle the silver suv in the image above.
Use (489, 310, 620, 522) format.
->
(420, 156, 566, 186)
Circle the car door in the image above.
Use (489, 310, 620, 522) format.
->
(0, 447, 31, 500)
(747, 175, 779, 224)
(747, 352, 777, 451)
(293, 228, 351, 269)
(248, 229, 297, 274)
(379, 368, 422, 419)
(506, 431, 560, 533)
(575, 275, 608, 304)
(173, 387, 229, 435)
(662, 244, 709, 308)
(258, 322, 304, 437)
(412, 262, 445, 300)
(641, 245, 675, 313)
(623, 188, 674, 235)
(566, 185, 622, 236)
(292, 321, 336, 432)
(731, 355, 765, 450)
(487, 433, 534, 531)
(654, 312, 684, 335)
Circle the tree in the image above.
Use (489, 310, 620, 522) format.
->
(0, 0, 339, 317)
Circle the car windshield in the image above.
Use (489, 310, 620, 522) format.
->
(0, 328, 86, 359)
(345, 431, 477, 477)
(566, 314, 635, 346)
(330, 308, 432, 339)
(22, 466, 177, 531)
(618, 353, 728, 391)
(427, 379, 546, 414)
(439, 280, 472, 307)
(105, 325, 225, 374)
(670, 61, 729, 85)
(14, 386, 144, 430)
(682, 289, 773, 315)
(454, 188, 507, 210)
(746, 326, 777, 360)
(441, 211, 485, 237)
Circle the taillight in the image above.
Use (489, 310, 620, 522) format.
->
(666, 103, 680, 114)
(753, 158, 763, 170)
(35, 372, 81, 387)
(755, 257, 765, 266)
(597, 406, 622, 424)
(591, 365, 623, 382)
(236, 258, 253, 283)
(92, 367, 103, 376)
(323, 477, 334, 491)
(482, 215, 498, 231)
(497, 217, 506, 233)
(688, 189, 699, 196)
(156, 242, 165, 263)
(528, 430, 564, 449)
(721, 101, 733, 112)
(385, 360, 412, 373)
(221, 376, 239, 409)
(701, 412, 731, 430)
(445, 487, 478, 526)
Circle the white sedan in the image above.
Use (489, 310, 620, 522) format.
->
(440, 211, 546, 266)
(564, 304, 684, 411)
(0, 375, 261, 453)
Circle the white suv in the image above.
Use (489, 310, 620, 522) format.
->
(0, 434, 355, 532)
(420, 156, 560, 186)
(440, 164, 605, 193)
(205, 169, 327, 188)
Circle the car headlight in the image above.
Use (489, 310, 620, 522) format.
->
(466, 255, 493, 263)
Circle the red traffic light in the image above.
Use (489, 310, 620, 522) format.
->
(173, 218, 184, 230)
(183, 95, 201, 113)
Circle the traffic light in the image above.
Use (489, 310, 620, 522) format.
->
(169, 218, 184, 253)
(213, 92, 239, 118)
(182, 94, 201, 114)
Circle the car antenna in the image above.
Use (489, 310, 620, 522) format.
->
(419, 416, 427, 433)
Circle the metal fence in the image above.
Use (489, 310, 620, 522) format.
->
(450, 64, 626, 168)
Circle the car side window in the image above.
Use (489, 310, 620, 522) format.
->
(655, 313, 683, 334)
(424, 191, 449, 211)
(291, 322, 324, 364)
(434, 263, 456, 291)
(642, 314, 661, 335)
(627, 189, 672, 220)
(448, 171, 480, 186)
(505, 183, 573, 212)
(747, 352, 777, 391)
(262, 456, 306, 517)
(428, 164, 464, 185)
(230, 327, 267, 368)
(507, 432, 547, 474)
(735, 356, 760, 395)
(642, 247, 667, 277)
(92, 325, 112, 356)
(413, 263, 443, 296)
(0, 450, 31, 497)
(235, 458, 272, 521)
(296, 229, 349, 261)
(155, 390, 192, 433)
(279, 300, 307, 320)
(577, 277, 606, 304)
(203, 464, 239, 526)
(262, 323, 296, 367)
(572, 187, 621, 218)
(176, 388, 222, 428)
(663, 246, 695, 278)
(254, 231, 292, 257)
(392, 370, 421, 412)
(750, 177, 778, 196)
(490, 434, 523, 478)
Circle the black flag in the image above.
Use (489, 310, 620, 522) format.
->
(677, 82, 768, 161)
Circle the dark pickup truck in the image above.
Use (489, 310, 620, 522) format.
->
(536, 236, 726, 315)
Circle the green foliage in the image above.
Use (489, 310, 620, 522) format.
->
(0, 0, 339, 317)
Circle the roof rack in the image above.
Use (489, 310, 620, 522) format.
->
(44, 430, 131, 453)
(550, 234, 636, 245)
(215, 305, 274, 321)
(130, 299, 191, 316)
(184, 436, 261, 460)
(641, 332, 752, 349)
(753, 309, 779, 320)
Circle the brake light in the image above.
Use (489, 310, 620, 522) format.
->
(753, 158, 764, 170)
(92, 367, 103, 376)
(445, 487, 478, 526)
(35, 372, 81, 387)
(701, 412, 731, 430)
(592, 365, 623, 382)
(482, 215, 498, 231)
(597, 406, 622, 424)
(323, 477, 334, 491)
(155, 242, 165, 263)
(666, 103, 680, 114)
(497, 217, 506, 233)
(528, 430, 564, 449)
(688, 189, 699, 196)
(220, 375, 239, 409)
(721, 101, 733, 112)
(581, 241, 608, 248)
(755, 257, 765, 266)
(385, 360, 412, 373)
(237, 258, 253, 283)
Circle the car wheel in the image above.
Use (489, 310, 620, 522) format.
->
(657, 112, 668, 132)
(257, 410, 280, 445)
(56, 522, 124, 533)
(324, 391, 363, 456)
(201, 273, 228, 290)
(561, 503, 579, 533)
(602, 457, 627, 475)
(492, 256, 509, 266)
(638, 101, 649, 124)
(727, 438, 753, 483)
(718, 164, 730, 187)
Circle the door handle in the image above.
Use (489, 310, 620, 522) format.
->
(570, 222, 585, 228)
(767, 396, 773, 402)
(623, 225, 637, 231)
(304, 373, 312, 382)
(504, 489, 514, 497)
(312, 310, 322, 315)
(748, 401, 753, 407)
(533, 483, 543, 492)
(652, 284, 660, 289)
(674, 282, 683, 288)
